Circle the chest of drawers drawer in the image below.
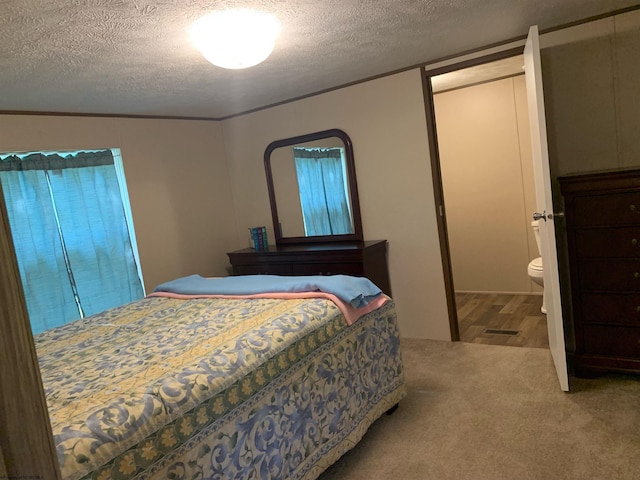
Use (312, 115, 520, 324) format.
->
(291, 262, 363, 276)
(582, 325, 640, 358)
(227, 240, 392, 296)
(560, 169, 640, 376)
(578, 258, 640, 291)
(580, 293, 640, 326)
(233, 263, 293, 275)
(572, 191, 640, 226)
(575, 228, 640, 257)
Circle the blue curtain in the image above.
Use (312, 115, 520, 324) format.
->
(0, 150, 144, 334)
(293, 148, 352, 236)
(0, 169, 79, 331)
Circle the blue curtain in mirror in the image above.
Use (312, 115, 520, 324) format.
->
(293, 147, 352, 236)
(0, 150, 144, 334)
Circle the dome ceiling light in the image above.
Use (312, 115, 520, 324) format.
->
(189, 9, 281, 70)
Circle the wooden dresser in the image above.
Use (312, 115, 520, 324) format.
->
(560, 169, 640, 376)
(227, 240, 391, 296)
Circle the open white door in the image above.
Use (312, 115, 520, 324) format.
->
(524, 25, 569, 391)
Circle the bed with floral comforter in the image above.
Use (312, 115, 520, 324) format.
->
(34, 279, 405, 480)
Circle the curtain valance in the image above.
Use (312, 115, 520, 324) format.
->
(0, 150, 114, 171)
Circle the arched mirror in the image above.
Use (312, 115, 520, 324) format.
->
(265, 129, 363, 245)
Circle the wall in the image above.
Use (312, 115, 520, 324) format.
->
(5, 13, 632, 343)
(542, 9, 640, 177)
(434, 75, 540, 294)
(222, 70, 451, 340)
(540, 9, 640, 350)
(0, 115, 238, 292)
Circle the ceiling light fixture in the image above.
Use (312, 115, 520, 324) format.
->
(189, 9, 281, 70)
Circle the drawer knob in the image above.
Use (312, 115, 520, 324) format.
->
(635, 272, 640, 279)
(631, 204, 638, 212)
(634, 238, 639, 246)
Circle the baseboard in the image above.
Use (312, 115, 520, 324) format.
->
(455, 290, 543, 296)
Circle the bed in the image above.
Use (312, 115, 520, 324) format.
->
(34, 274, 406, 480)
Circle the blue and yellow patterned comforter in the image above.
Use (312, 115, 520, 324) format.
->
(34, 295, 405, 480)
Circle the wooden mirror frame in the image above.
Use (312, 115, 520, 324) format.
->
(264, 128, 363, 245)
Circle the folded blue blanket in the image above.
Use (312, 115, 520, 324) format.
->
(154, 274, 382, 308)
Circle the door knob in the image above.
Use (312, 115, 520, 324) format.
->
(533, 211, 565, 221)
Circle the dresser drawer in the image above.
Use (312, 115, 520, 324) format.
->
(578, 258, 640, 291)
(575, 227, 640, 258)
(227, 240, 391, 296)
(572, 191, 640, 226)
(234, 263, 293, 275)
(582, 325, 640, 358)
(581, 293, 640, 326)
(291, 262, 363, 276)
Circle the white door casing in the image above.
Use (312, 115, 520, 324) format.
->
(524, 25, 570, 391)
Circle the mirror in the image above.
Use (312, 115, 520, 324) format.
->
(265, 129, 363, 244)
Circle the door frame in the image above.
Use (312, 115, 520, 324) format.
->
(421, 47, 527, 342)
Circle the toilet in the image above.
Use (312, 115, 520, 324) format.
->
(527, 220, 546, 314)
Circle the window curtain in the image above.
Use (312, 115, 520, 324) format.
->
(0, 150, 144, 334)
(293, 147, 352, 236)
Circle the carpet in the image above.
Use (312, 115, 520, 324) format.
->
(318, 339, 640, 480)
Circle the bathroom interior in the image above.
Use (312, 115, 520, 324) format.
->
(432, 55, 549, 348)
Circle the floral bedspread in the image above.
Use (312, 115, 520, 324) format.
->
(34, 295, 405, 480)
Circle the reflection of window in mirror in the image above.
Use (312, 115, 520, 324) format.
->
(266, 128, 362, 244)
(293, 146, 353, 236)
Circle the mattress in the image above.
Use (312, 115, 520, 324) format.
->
(34, 293, 405, 480)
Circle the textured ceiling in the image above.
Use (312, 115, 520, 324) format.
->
(0, 0, 637, 119)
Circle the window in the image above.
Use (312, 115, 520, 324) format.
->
(0, 148, 144, 334)
(293, 147, 353, 236)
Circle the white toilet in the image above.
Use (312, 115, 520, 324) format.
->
(527, 220, 546, 314)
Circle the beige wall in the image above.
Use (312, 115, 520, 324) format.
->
(221, 70, 451, 340)
(542, 9, 640, 176)
(4, 12, 634, 343)
(540, 9, 640, 350)
(0, 115, 238, 292)
(434, 75, 541, 294)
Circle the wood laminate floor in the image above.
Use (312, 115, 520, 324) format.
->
(455, 293, 549, 348)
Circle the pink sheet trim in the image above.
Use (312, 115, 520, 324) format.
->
(146, 290, 388, 326)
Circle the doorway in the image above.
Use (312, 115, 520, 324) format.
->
(424, 51, 549, 349)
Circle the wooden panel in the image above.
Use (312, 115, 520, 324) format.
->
(227, 240, 392, 296)
(582, 325, 640, 357)
(581, 292, 640, 326)
(0, 445, 7, 478)
(0, 185, 60, 478)
(561, 168, 640, 376)
(291, 263, 363, 276)
(233, 263, 293, 275)
(578, 258, 640, 290)
(575, 227, 640, 257)
(572, 191, 640, 226)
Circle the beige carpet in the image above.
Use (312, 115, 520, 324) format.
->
(318, 339, 640, 480)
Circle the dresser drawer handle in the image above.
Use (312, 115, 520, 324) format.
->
(632, 204, 638, 212)
(634, 238, 639, 246)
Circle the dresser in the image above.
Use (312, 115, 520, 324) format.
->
(560, 169, 640, 377)
(227, 240, 392, 296)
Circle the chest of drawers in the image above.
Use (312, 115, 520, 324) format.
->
(227, 240, 391, 296)
(560, 169, 640, 376)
